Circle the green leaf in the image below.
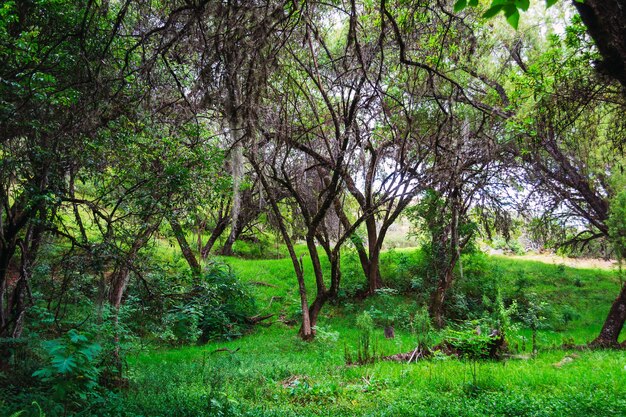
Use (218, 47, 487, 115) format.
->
(469, 0, 479, 6)
(515, 0, 530, 11)
(503, 4, 520, 29)
(78, 343, 101, 361)
(506, 9, 520, 28)
(52, 355, 77, 374)
(454, 0, 467, 12)
(483, 4, 504, 18)
(68, 329, 88, 343)
(546, 0, 558, 6)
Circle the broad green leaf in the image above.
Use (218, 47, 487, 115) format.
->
(483, 4, 504, 18)
(79, 343, 102, 361)
(546, 0, 558, 6)
(469, 0, 479, 5)
(515, 0, 530, 11)
(68, 329, 88, 343)
(52, 355, 77, 374)
(506, 9, 520, 28)
(454, 0, 467, 12)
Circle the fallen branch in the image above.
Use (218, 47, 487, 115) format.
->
(249, 281, 279, 288)
(212, 347, 241, 354)
(246, 313, 274, 324)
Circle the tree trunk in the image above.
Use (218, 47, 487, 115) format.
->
(333, 198, 382, 297)
(365, 218, 383, 294)
(1, 222, 43, 339)
(307, 293, 328, 334)
(0, 243, 17, 333)
(296, 257, 313, 340)
(107, 226, 154, 308)
(225, 116, 244, 256)
(367, 249, 383, 295)
(384, 325, 395, 339)
(572, 0, 626, 88)
(201, 216, 230, 259)
(429, 266, 455, 329)
(220, 229, 237, 256)
(168, 216, 201, 279)
(252, 159, 313, 340)
(591, 282, 626, 347)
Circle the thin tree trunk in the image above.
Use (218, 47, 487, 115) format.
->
(168, 216, 201, 279)
(220, 228, 238, 256)
(225, 117, 244, 256)
(252, 160, 313, 339)
(201, 216, 230, 259)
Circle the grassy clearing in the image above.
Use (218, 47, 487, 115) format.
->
(113, 250, 626, 417)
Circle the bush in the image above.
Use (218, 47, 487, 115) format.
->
(32, 330, 102, 412)
(446, 253, 500, 321)
(160, 262, 257, 345)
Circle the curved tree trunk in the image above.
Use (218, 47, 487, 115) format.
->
(201, 216, 230, 259)
(220, 230, 238, 256)
(573, 0, 626, 88)
(253, 160, 313, 340)
(168, 216, 201, 279)
(591, 282, 626, 347)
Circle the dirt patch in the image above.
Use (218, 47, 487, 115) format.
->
(495, 252, 618, 270)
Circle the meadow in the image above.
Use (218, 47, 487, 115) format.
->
(75, 249, 626, 416)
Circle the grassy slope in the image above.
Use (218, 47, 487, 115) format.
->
(126, 251, 626, 417)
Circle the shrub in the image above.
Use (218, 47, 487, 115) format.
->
(345, 312, 378, 365)
(160, 262, 257, 345)
(32, 330, 102, 411)
(411, 306, 434, 350)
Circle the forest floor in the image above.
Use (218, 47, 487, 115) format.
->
(119, 250, 626, 417)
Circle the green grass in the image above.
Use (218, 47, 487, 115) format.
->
(117, 250, 626, 417)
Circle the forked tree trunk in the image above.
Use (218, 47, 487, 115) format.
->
(220, 229, 238, 256)
(169, 216, 201, 279)
(201, 216, 230, 259)
(591, 283, 626, 347)
(334, 200, 383, 296)
(253, 160, 313, 339)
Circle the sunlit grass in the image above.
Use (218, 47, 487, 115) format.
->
(121, 250, 626, 416)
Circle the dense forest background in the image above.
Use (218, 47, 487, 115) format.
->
(1, 0, 625, 416)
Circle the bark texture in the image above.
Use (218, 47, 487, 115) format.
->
(591, 283, 626, 347)
(573, 0, 626, 88)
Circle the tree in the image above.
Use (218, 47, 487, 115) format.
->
(0, 0, 140, 338)
(504, 20, 626, 346)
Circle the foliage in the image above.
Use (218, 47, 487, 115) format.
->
(411, 306, 434, 350)
(456, 0, 567, 29)
(607, 189, 626, 262)
(345, 311, 378, 365)
(32, 330, 102, 409)
(161, 263, 257, 345)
